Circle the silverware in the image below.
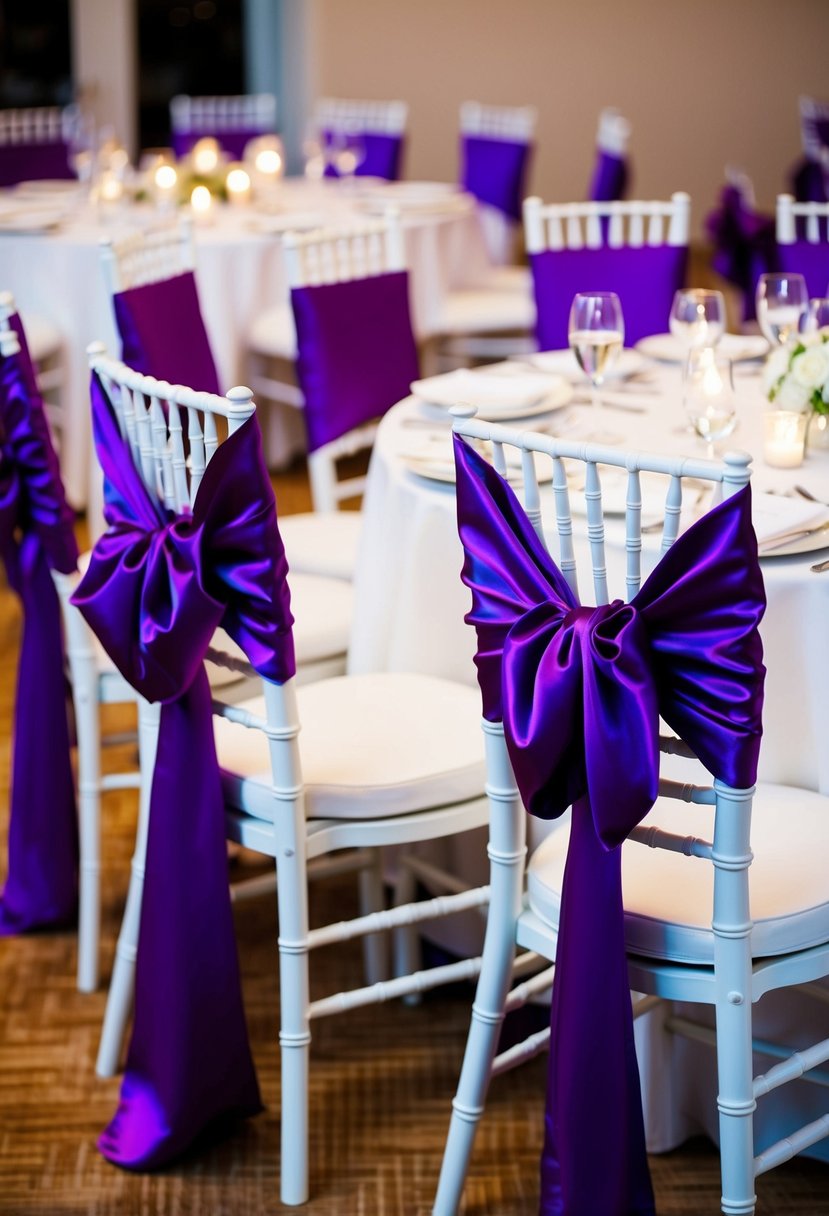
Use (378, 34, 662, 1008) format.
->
(794, 484, 829, 507)
(758, 521, 829, 553)
(810, 558, 829, 573)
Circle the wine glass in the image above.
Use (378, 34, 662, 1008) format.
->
(669, 288, 726, 352)
(800, 296, 829, 335)
(682, 347, 737, 458)
(568, 292, 625, 443)
(756, 273, 808, 346)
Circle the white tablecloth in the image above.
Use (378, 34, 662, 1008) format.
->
(0, 177, 490, 510)
(348, 352, 829, 1162)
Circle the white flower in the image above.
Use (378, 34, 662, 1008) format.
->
(791, 343, 829, 390)
(762, 344, 791, 394)
(776, 375, 811, 411)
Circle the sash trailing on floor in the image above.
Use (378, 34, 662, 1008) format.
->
(453, 435, 766, 1216)
(72, 372, 295, 1168)
(0, 322, 79, 934)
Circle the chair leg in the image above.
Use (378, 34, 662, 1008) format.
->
(75, 678, 102, 993)
(358, 849, 389, 984)
(276, 805, 312, 1206)
(715, 985, 757, 1215)
(391, 857, 421, 1005)
(95, 699, 160, 1077)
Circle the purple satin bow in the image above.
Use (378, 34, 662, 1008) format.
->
(705, 186, 777, 323)
(291, 270, 420, 452)
(0, 321, 79, 935)
(72, 372, 296, 1168)
(453, 435, 766, 1216)
(112, 273, 221, 396)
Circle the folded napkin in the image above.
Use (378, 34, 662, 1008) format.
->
(751, 492, 829, 547)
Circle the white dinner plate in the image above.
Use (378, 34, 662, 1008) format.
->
(401, 446, 553, 486)
(635, 332, 769, 364)
(13, 179, 83, 197)
(752, 493, 829, 557)
(0, 210, 65, 234)
(526, 348, 646, 382)
(411, 368, 572, 421)
(568, 468, 675, 521)
(758, 523, 829, 558)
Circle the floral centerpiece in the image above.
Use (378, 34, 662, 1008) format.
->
(763, 329, 829, 448)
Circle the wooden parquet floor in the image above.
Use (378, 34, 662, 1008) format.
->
(1, 466, 828, 1215)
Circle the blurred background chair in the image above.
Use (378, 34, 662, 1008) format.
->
(706, 168, 777, 328)
(169, 92, 277, 160)
(0, 104, 80, 186)
(790, 95, 829, 205)
(313, 96, 408, 181)
(433, 411, 829, 1216)
(776, 193, 829, 298)
(524, 190, 691, 350)
(588, 106, 631, 202)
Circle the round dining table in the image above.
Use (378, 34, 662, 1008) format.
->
(347, 339, 829, 1165)
(0, 175, 491, 510)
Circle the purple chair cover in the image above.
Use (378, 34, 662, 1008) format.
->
(171, 127, 271, 162)
(0, 141, 74, 187)
(321, 129, 406, 181)
(530, 244, 688, 350)
(0, 318, 79, 935)
(113, 273, 220, 396)
(790, 157, 828, 205)
(460, 134, 533, 222)
(71, 372, 296, 1168)
(705, 185, 778, 323)
(453, 435, 766, 1216)
(777, 240, 829, 299)
(588, 149, 629, 203)
(291, 269, 419, 453)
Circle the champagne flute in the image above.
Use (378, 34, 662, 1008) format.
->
(756, 273, 808, 346)
(568, 292, 625, 443)
(682, 347, 737, 458)
(669, 288, 726, 352)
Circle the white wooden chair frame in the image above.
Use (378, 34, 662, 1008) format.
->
(776, 192, 829, 246)
(0, 103, 81, 147)
(459, 100, 537, 142)
(170, 93, 277, 140)
(282, 212, 407, 512)
(99, 219, 195, 296)
(523, 190, 691, 254)
(432, 407, 829, 1216)
(313, 96, 408, 137)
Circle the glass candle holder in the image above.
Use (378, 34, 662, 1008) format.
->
(763, 409, 808, 468)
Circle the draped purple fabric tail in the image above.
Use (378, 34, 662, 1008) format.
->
(460, 134, 533, 221)
(0, 323, 79, 934)
(113, 273, 221, 395)
(530, 245, 688, 350)
(72, 372, 296, 1167)
(589, 150, 628, 203)
(291, 270, 420, 452)
(452, 435, 766, 1215)
(705, 186, 777, 323)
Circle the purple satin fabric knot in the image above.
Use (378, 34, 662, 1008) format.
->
(72, 372, 295, 1168)
(172, 126, 272, 161)
(705, 186, 777, 323)
(321, 128, 405, 180)
(589, 150, 629, 203)
(113, 272, 220, 396)
(453, 434, 765, 1216)
(0, 141, 75, 187)
(460, 134, 533, 221)
(0, 324, 79, 935)
(530, 244, 688, 350)
(777, 240, 829, 301)
(291, 270, 420, 453)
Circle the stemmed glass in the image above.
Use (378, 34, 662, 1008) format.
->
(800, 297, 829, 335)
(568, 292, 625, 443)
(669, 288, 726, 352)
(682, 348, 737, 458)
(756, 273, 808, 347)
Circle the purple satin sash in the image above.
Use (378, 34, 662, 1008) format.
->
(453, 435, 765, 1216)
(0, 141, 74, 187)
(113, 273, 220, 396)
(0, 323, 79, 935)
(321, 129, 405, 180)
(588, 150, 628, 203)
(172, 126, 270, 161)
(291, 270, 419, 453)
(705, 185, 777, 323)
(777, 240, 829, 300)
(530, 244, 688, 350)
(72, 373, 296, 1168)
(460, 134, 533, 222)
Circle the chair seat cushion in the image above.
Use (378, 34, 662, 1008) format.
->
(215, 672, 486, 821)
(278, 511, 362, 581)
(248, 303, 297, 358)
(19, 311, 62, 362)
(527, 782, 829, 964)
(436, 285, 535, 335)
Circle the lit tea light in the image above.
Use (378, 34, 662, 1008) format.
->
(153, 162, 179, 209)
(190, 184, 214, 223)
(99, 170, 124, 203)
(255, 147, 282, 177)
(763, 409, 808, 468)
(191, 137, 221, 176)
(225, 164, 251, 205)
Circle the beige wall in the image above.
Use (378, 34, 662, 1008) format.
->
(70, 0, 137, 158)
(310, 0, 829, 238)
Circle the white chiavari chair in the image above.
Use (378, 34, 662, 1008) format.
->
(432, 407, 829, 1216)
(169, 92, 277, 158)
(776, 193, 829, 299)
